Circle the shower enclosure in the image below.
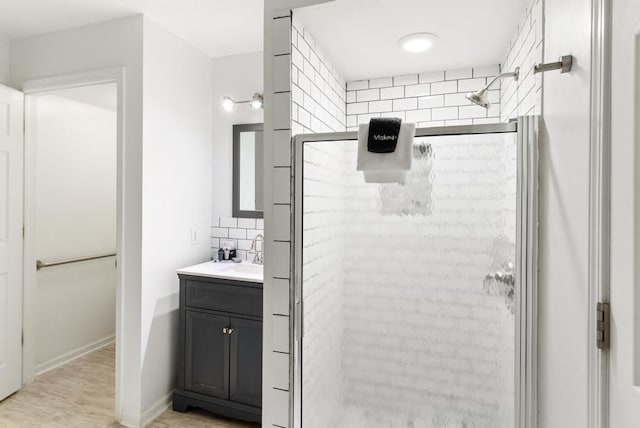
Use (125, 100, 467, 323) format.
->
(291, 118, 538, 428)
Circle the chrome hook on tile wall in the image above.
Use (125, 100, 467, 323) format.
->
(533, 54, 573, 74)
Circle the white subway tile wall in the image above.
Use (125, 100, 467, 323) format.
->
(500, 0, 543, 121)
(211, 216, 264, 261)
(291, 16, 347, 135)
(266, 12, 295, 427)
(345, 65, 501, 131)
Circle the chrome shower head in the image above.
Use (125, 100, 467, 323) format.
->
(465, 89, 490, 109)
(465, 66, 520, 109)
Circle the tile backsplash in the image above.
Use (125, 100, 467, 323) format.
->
(211, 216, 264, 261)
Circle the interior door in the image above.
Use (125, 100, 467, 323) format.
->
(0, 85, 24, 401)
(609, 0, 640, 425)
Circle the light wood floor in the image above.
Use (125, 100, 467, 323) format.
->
(0, 344, 259, 428)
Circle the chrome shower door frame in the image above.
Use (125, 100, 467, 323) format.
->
(290, 117, 539, 428)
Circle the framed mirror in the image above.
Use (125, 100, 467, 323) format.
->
(233, 123, 264, 218)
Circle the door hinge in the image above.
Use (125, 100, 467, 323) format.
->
(596, 302, 610, 349)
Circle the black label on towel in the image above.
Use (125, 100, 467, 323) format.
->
(368, 117, 402, 153)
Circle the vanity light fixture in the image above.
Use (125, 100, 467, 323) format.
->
(250, 93, 264, 109)
(221, 93, 264, 112)
(222, 96, 235, 111)
(399, 33, 437, 53)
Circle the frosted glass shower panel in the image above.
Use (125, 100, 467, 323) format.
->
(301, 132, 518, 428)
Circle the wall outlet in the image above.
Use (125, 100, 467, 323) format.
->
(221, 239, 235, 250)
(190, 229, 198, 245)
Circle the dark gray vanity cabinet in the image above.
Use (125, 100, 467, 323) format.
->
(173, 274, 263, 423)
(229, 317, 263, 408)
(184, 311, 230, 399)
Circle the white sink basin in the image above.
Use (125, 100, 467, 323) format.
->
(222, 263, 263, 276)
(177, 260, 263, 283)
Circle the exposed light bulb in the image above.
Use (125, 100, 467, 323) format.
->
(250, 93, 263, 109)
(222, 96, 234, 112)
(399, 33, 436, 53)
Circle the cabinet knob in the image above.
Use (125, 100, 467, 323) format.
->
(222, 327, 228, 334)
(228, 328, 235, 335)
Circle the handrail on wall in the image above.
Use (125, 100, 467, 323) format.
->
(36, 252, 116, 270)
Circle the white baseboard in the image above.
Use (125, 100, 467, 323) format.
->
(140, 392, 172, 427)
(119, 413, 141, 428)
(35, 334, 115, 376)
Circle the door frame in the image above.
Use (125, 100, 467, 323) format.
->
(290, 118, 539, 428)
(20, 67, 126, 414)
(588, 0, 612, 427)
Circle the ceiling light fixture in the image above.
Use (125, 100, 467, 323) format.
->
(221, 93, 264, 112)
(399, 33, 437, 53)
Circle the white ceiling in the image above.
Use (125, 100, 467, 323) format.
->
(0, 0, 263, 58)
(294, 0, 529, 81)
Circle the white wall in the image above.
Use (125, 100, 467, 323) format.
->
(32, 92, 116, 373)
(140, 16, 212, 422)
(538, 0, 592, 426)
(211, 52, 264, 220)
(9, 15, 145, 423)
(10, 14, 214, 427)
(0, 38, 9, 85)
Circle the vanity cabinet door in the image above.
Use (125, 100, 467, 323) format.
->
(185, 310, 230, 399)
(229, 317, 263, 408)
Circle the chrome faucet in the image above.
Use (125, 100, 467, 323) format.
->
(249, 234, 264, 265)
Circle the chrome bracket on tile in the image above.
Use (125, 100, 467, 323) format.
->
(533, 55, 573, 74)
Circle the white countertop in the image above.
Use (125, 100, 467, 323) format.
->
(177, 260, 263, 284)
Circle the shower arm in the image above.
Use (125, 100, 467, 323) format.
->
(484, 55, 573, 91)
(486, 54, 573, 89)
(483, 67, 520, 92)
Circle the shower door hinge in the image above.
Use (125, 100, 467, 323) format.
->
(596, 302, 610, 350)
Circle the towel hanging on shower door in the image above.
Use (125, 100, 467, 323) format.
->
(356, 118, 416, 183)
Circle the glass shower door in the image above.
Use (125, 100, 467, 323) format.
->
(293, 120, 538, 428)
